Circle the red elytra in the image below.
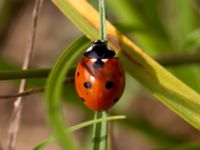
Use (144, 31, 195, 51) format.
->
(74, 40, 125, 111)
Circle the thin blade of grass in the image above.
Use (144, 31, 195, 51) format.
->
(91, 0, 109, 149)
(0, 69, 50, 80)
(92, 111, 108, 150)
(45, 36, 90, 150)
(33, 115, 125, 150)
(51, 0, 200, 131)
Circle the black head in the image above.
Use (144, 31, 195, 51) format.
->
(84, 40, 115, 59)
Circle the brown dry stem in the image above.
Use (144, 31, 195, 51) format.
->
(0, 77, 74, 99)
(6, 0, 44, 150)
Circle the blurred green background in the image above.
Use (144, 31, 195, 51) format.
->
(0, 0, 200, 149)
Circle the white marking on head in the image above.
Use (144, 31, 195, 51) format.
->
(102, 59, 109, 62)
(90, 58, 97, 62)
(86, 46, 93, 52)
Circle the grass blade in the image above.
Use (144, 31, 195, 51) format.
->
(91, 0, 109, 148)
(92, 111, 108, 150)
(0, 69, 50, 80)
(33, 115, 125, 150)
(51, 0, 200, 131)
(45, 36, 90, 150)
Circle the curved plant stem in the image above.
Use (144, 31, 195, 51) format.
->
(45, 36, 90, 150)
(33, 115, 125, 150)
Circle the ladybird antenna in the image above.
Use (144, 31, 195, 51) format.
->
(99, 0, 107, 42)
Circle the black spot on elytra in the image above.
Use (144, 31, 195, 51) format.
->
(93, 59, 104, 68)
(113, 98, 119, 103)
(105, 81, 114, 89)
(80, 97, 85, 102)
(84, 82, 92, 89)
(77, 72, 80, 77)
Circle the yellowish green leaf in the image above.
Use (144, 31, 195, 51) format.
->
(52, 0, 200, 130)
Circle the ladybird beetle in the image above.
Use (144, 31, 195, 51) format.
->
(75, 40, 125, 111)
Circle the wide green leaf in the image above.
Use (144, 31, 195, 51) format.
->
(51, 0, 200, 131)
